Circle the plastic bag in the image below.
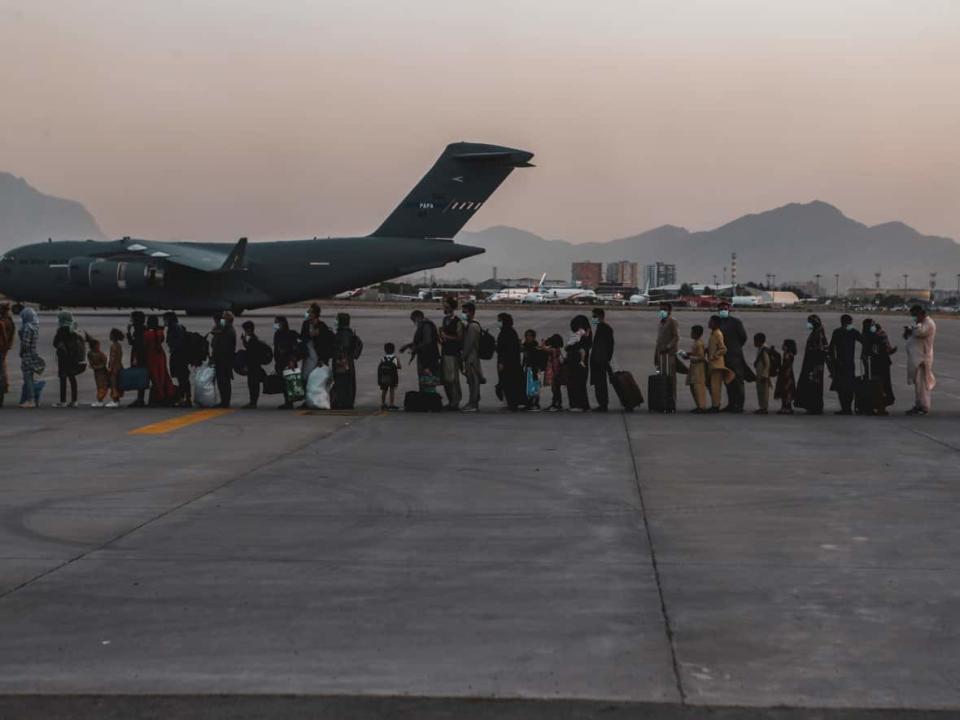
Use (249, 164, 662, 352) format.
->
(305, 365, 332, 410)
(193, 364, 218, 408)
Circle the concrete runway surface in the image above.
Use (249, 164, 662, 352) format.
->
(0, 305, 957, 718)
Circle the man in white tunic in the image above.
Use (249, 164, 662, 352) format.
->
(905, 304, 936, 415)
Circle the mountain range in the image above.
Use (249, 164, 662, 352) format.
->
(457, 202, 960, 289)
(2, 172, 957, 291)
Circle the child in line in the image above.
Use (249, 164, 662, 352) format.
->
(378, 342, 401, 410)
(679, 325, 707, 413)
(86, 335, 110, 407)
(522, 329, 542, 412)
(106, 328, 125, 408)
(753, 332, 772, 415)
(775, 338, 797, 415)
(542, 334, 565, 412)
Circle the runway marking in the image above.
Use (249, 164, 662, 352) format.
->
(298, 409, 386, 417)
(129, 409, 234, 435)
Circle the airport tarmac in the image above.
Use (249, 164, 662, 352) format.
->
(0, 306, 957, 718)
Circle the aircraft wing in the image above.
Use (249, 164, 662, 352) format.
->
(96, 238, 248, 273)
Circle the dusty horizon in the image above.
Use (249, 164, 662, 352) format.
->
(2, 0, 958, 244)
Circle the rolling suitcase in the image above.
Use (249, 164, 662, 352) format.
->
(404, 390, 444, 412)
(611, 370, 644, 411)
(854, 361, 884, 415)
(647, 354, 676, 413)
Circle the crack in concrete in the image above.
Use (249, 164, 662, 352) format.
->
(621, 412, 687, 704)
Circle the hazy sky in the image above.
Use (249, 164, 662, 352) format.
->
(2, 0, 959, 243)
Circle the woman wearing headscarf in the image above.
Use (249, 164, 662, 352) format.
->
(52, 310, 84, 407)
(861, 318, 896, 414)
(495, 312, 526, 411)
(126, 311, 149, 407)
(564, 314, 592, 412)
(795, 314, 829, 415)
(0, 303, 15, 408)
(144, 315, 177, 406)
(18, 307, 46, 408)
(330, 312, 363, 410)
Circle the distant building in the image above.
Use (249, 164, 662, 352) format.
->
(643, 262, 677, 290)
(847, 287, 932, 301)
(571, 262, 603, 289)
(605, 261, 638, 287)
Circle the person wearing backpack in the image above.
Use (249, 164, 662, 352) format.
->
(18, 307, 46, 408)
(378, 342, 401, 410)
(240, 320, 273, 409)
(400, 309, 440, 390)
(460, 301, 484, 412)
(52, 311, 84, 407)
(495, 312, 526, 412)
(210, 311, 237, 408)
(330, 312, 363, 410)
(752, 332, 772, 415)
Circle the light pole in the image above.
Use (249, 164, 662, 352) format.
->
(956, 273, 960, 301)
(815, 273, 822, 297)
(930, 272, 937, 302)
(903, 274, 908, 291)
(834, 273, 840, 298)
(772, 274, 776, 289)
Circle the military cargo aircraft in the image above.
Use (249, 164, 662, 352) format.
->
(0, 142, 533, 314)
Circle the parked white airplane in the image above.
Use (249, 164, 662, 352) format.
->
(487, 273, 547, 302)
(731, 295, 761, 307)
(523, 275, 597, 303)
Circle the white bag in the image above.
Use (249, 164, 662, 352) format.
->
(305, 365, 332, 410)
(193, 364, 218, 408)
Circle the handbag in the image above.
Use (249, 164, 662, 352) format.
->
(262, 373, 284, 395)
(118, 367, 150, 392)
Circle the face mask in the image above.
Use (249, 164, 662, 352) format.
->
(870, 325, 878, 334)
(273, 323, 280, 331)
(719, 310, 730, 319)
(576, 329, 586, 338)
(304, 311, 311, 319)
(219, 319, 226, 328)
(846, 325, 854, 331)
(657, 310, 668, 320)
(459, 313, 468, 322)
(496, 321, 503, 329)
(806, 322, 814, 331)
(591, 318, 600, 326)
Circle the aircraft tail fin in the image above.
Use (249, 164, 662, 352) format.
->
(371, 142, 533, 240)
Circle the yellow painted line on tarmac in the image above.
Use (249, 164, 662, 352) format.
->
(129, 409, 234, 435)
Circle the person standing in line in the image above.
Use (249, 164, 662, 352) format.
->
(106, 328, 125, 408)
(241, 320, 270, 409)
(164, 312, 191, 407)
(565, 315, 592, 412)
(272, 316, 301, 410)
(716, 301, 748, 412)
(144, 315, 177, 406)
(85, 335, 110, 407)
(706, 315, 734, 413)
(590, 308, 615, 412)
(543, 333, 565, 412)
(653, 302, 679, 399)
(460, 302, 483, 412)
(522, 329, 543, 412)
(438, 296, 464, 411)
(827, 314, 862, 415)
(861, 318, 896, 415)
(495, 312, 526, 411)
(210, 311, 237, 408)
(775, 339, 797, 415)
(52, 311, 83, 408)
(0, 303, 14, 408)
(126, 311, 148, 407)
(400, 309, 441, 391)
(299, 302, 335, 386)
(752, 332, 772, 415)
(378, 342, 401, 411)
(330, 312, 363, 410)
(679, 324, 707, 413)
(18, 307, 46, 408)
(796, 315, 829, 415)
(904, 304, 936, 415)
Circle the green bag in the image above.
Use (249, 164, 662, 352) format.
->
(282, 368, 305, 403)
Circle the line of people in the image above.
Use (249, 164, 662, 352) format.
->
(0, 299, 938, 415)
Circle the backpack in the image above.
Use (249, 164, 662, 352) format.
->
(477, 324, 496, 361)
(377, 356, 399, 388)
(184, 331, 210, 366)
(248, 337, 273, 367)
(767, 346, 782, 377)
(69, 331, 87, 374)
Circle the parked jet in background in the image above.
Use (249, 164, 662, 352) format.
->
(0, 142, 533, 314)
(522, 274, 597, 303)
(487, 273, 548, 302)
